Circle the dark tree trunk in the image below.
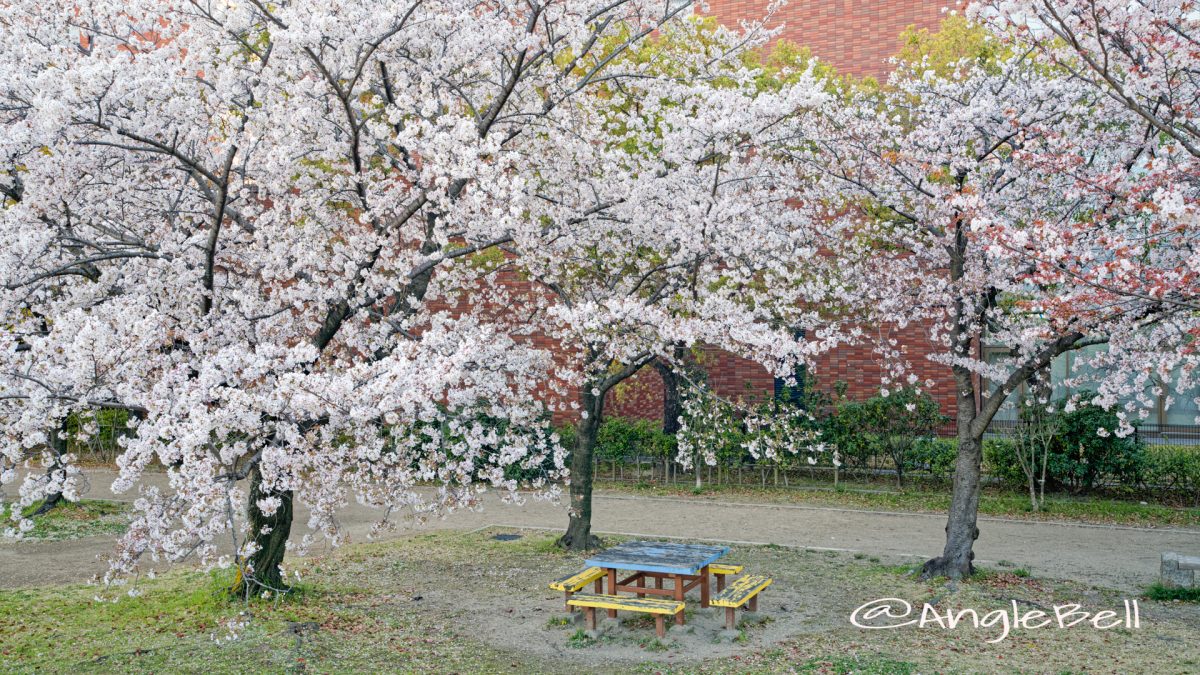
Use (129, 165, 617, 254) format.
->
(32, 421, 70, 516)
(231, 462, 294, 598)
(921, 368, 983, 579)
(30, 492, 63, 516)
(558, 386, 604, 551)
(653, 358, 682, 436)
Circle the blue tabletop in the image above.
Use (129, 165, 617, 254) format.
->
(585, 541, 729, 575)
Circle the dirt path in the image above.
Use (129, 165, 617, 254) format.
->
(3, 469, 1196, 591)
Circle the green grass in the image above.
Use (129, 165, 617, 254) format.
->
(3, 529, 1197, 674)
(1145, 582, 1200, 602)
(0, 499, 130, 541)
(598, 480, 1200, 528)
(794, 654, 918, 674)
(0, 566, 541, 673)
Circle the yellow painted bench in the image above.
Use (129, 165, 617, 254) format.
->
(548, 567, 605, 611)
(566, 593, 685, 638)
(710, 563, 743, 591)
(711, 574, 772, 630)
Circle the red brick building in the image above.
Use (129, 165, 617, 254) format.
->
(607, 1, 955, 422)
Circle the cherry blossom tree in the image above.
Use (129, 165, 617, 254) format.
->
(0, 0, 767, 594)
(786, 17, 1200, 578)
(497, 23, 834, 550)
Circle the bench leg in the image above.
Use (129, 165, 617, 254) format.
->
(565, 590, 573, 613)
(673, 575, 685, 625)
(749, 595, 758, 612)
(656, 615, 665, 639)
(725, 607, 736, 630)
(716, 575, 725, 592)
(607, 569, 618, 618)
(585, 607, 596, 631)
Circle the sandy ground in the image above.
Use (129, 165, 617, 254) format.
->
(353, 529, 1200, 673)
(2, 468, 1197, 591)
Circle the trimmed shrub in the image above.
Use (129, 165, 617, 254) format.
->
(1050, 400, 1144, 492)
(826, 388, 947, 485)
(909, 437, 958, 480)
(1142, 445, 1200, 505)
(983, 438, 1025, 488)
(594, 418, 676, 463)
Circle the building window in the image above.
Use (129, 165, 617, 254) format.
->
(983, 343, 1200, 428)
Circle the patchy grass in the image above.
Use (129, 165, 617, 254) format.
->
(793, 654, 918, 674)
(598, 480, 1200, 529)
(0, 499, 130, 541)
(1145, 583, 1200, 603)
(1, 529, 1197, 674)
(0, 566, 548, 673)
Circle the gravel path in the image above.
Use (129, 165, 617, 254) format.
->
(2, 469, 1196, 591)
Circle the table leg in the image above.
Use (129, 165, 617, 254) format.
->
(635, 575, 645, 599)
(673, 574, 685, 625)
(700, 565, 710, 608)
(607, 569, 617, 618)
(654, 576, 663, 591)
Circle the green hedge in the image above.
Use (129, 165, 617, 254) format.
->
(574, 404, 1200, 500)
(985, 438, 1200, 502)
(1142, 445, 1200, 504)
(557, 418, 678, 463)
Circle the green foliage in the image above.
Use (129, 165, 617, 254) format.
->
(987, 398, 1148, 494)
(594, 417, 676, 462)
(0, 499, 130, 541)
(1140, 445, 1200, 504)
(1051, 400, 1144, 492)
(826, 388, 948, 483)
(796, 654, 918, 674)
(894, 15, 1007, 77)
(908, 437, 958, 479)
(63, 407, 131, 462)
(1145, 582, 1200, 602)
(984, 438, 1025, 487)
(566, 627, 595, 648)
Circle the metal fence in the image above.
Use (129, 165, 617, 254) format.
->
(985, 419, 1200, 446)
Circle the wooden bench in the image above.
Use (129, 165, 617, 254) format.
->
(710, 563, 743, 592)
(711, 574, 772, 630)
(566, 593, 685, 638)
(549, 567, 605, 611)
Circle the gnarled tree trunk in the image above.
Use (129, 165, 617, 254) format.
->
(32, 420, 70, 516)
(921, 433, 983, 579)
(231, 462, 294, 598)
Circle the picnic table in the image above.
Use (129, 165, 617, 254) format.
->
(584, 541, 729, 625)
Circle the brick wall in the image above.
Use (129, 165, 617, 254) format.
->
(704, 0, 952, 81)
(604, 1, 959, 426)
